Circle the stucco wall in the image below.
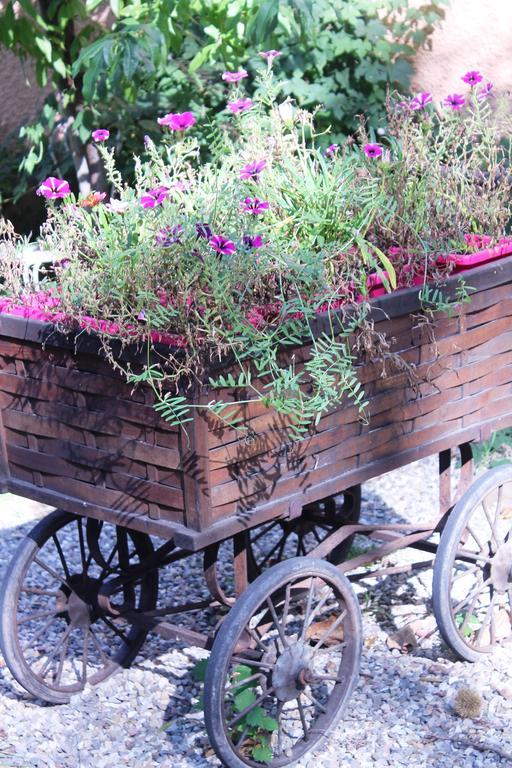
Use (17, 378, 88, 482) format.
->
(0, 49, 49, 139)
(412, 0, 512, 98)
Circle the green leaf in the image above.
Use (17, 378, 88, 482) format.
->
(245, 707, 278, 731)
(191, 658, 208, 682)
(251, 744, 273, 763)
(233, 688, 256, 712)
(35, 35, 52, 61)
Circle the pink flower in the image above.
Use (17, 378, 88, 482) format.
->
(324, 143, 339, 157)
(240, 197, 269, 215)
(140, 186, 170, 209)
(462, 70, 483, 86)
(259, 50, 281, 63)
(464, 233, 492, 250)
(222, 70, 248, 83)
(477, 81, 494, 102)
(240, 160, 266, 181)
(409, 92, 432, 110)
(243, 234, 264, 249)
(443, 93, 465, 110)
(92, 129, 110, 142)
(363, 143, 383, 159)
(155, 225, 183, 246)
(209, 235, 236, 256)
(227, 98, 253, 114)
(157, 112, 196, 131)
(36, 177, 71, 199)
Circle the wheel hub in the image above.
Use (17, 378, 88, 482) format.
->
(272, 643, 313, 701)
(57, 575, 102, 627)
(490, 541, 512, 593)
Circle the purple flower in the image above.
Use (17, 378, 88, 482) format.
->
(477, 81, 494, 102)
(363, 143, 383, 159)
(243, 234, 264, 249)
(144, 134, 152, 148)
(155, 225, 183, 247)
(324, 143, 339, 157)
(259, 50, 281, 63)
(239, 159, 266, 181)
(209, 235, 236, 256)
(36, 177, 71, 199)
(409, 92, 433, 110)
(227, 98, 253, 114)
(157, 111, 196, 131)
(462, 70, 483, 86)
(240, 197, 270, 215)
(92, 129, 110, 142)
(222, 70, 248, 83)
(140, 186, 170, 209)
(443, 93, 465, 110)
(137, 309, 146, 321)
(196, 222, 212, 239)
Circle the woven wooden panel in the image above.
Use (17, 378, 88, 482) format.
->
(0, 338, 185, 525)
(207, 281, 512, 523)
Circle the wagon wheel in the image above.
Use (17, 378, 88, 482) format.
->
(204, 557, 362, 767)
(0, 509, 158, 703)
(433, 464, 512, 662)
(247, 486, 361, 578)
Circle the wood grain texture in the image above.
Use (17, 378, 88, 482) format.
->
(1, 256, 512, 547)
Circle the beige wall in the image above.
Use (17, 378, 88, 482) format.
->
(412, 0, 512, 98)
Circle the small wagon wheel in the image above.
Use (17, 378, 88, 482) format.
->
(247, 486, 361, 578)
(433, 464, 512, 662)
(0, 509, 158, 703)
(204, 557, 361, 767)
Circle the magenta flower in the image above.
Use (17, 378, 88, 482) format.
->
(222, 70, 248, 84)
(409, 92, 432, 110)
(240, 159, 266, 181)
(363, 143, 383, 159)
(259, 50, 281, 63)
(477, 81, 494, 102)
(443, 93, 465, 110)
(157, 111, 196, 131)
(209, 234, 236, 256)
(240, 197, 270, 215)
(140, 186, 170, 209)
(155, 225, 183, 246)
(243, 234, 264, 249)
(227, 98, 253, 114)
(462, 70, 483, 86)
(92, 129, 110, 142)
(36, 177, 71, 199)
(196, 222, 212, 239)
(324, 143, 339, 157)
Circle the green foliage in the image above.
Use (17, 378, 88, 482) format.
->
(472, 428, 512, 468)
(0, 0, 445, 207)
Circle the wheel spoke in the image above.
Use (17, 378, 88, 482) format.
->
(76, 518, 88, 574)
(481, 498, 501, 550)
(250, 522, 281, 545)
(230, 655, 272, 671)
(35, 623, 74, 681)
(453, 577, 492, 614)
(302, 688, 327, 713)
(313, 609, 347, 652)
(300, 578, 316, 642)
(34, 557, 72, 591)
(20, 586, 60, 597)
(17, 609, 57, 626)
(227, 672, 263, 693)
(99, 615, 130, 645)
(89, 627, 110, 666)
(52, 534, 72, 581)
(297, 694, 309, 741)
(82, 629, 90, 683)
(266, 596, 289, 648)
(21, 614, 61, 653)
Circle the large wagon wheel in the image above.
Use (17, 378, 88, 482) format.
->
(433, 465, 512, 662)
(248, 487, 361, 578)
(204, 557, 361, 767)
(0, 509, 158, 703)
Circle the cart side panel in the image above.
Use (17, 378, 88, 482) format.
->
(206, 280, 512, 525)
(0, 335, 187, 527)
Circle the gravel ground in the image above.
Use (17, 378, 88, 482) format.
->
(1, 457, 512, 768)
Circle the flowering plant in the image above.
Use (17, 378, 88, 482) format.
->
(1, 64, 511, 437)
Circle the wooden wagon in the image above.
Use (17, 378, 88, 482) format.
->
(0, 254, 512, 767)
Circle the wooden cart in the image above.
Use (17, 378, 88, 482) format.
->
(0, 255, 512, 767)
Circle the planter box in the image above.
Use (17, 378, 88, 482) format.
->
(1, 256, 512, 550)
